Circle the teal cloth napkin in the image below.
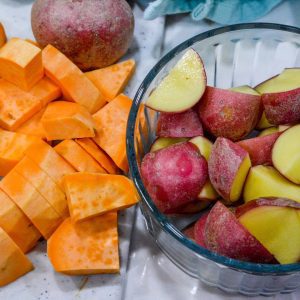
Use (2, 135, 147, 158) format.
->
(140, 0, 283, 24)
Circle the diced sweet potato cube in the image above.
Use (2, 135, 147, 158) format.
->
(41, 101, 95, 140)
(86, 59, 135, 102)
(0, 189, 41, 253)
(54, 140, 106, 173)
(42, 45, 106, 113)
(93, 94, 132, 172)
(0, 227, 33, 287)
(25, 39, 41, 49)
(0, 38, 44, 90)
(75, 138, 119, 174)
(14, 157, 69, 218)
(0, 129, 41, 176)
(47, 214, 119, 275)
(0, 170, 63, 239)
(0, 22, 6, 48)
(64, 173, 138, 222)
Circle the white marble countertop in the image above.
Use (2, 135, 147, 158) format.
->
(0, 1, 300, 299)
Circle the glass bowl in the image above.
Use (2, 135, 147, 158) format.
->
(126, 23, 300, 296)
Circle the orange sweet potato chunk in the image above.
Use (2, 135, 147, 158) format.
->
(75, 138, 119, 174)
(0, 129, 41, 176)
(64, 173, 138, 222)
(54, 140, 106, 173)
(0, 189, 41, 253)
(0, 227, 33, 287)
(47, 214, 119, 275)
(0, 23, 6, 48)
(93, 94, 132, 172)
(25, 39, 41, 49)
(15, 157, 69, 218)
(42, 45, 106, 113)
(0, 38, 44, 91)
(86, 59, 135, 102)
(25, 140, 76, 189)
(41, 101, 95, 140)
(0, 170, 63, 239)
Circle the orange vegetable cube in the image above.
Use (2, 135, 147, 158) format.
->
(42, 45, 106, 113)
(64, 173, 138, 222)
(86, 59, 135, 102)
(93, 94, 132, 172)
(0, 227, 33, 287)
(25, 39, 41, 49)
(54, 140, 106, 173)
(0, 189, 41, 253)
(75, 138, 119, 174)
(47, 214, 119, 275)
(0, 38, 44, 91)
(41, 101, 95, 140)
(0, 170, 63, 239)
(0, 22, 6, 48)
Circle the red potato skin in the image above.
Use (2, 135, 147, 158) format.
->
(157, 109, 203, 138)
(165, 199, 210, 214)
(194, 212, 209, 248)
(237, 132, 281, 166)
(31, 0, 134, 70)
(205, 201, 275, 263)
(183, 224, 196, 241)
(208, 138, 249, 201)
(141, 142, 208, 213)
(262, 88, 300, 125)
(198, 86, 262, 141)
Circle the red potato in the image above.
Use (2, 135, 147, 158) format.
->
(166, 200, 210, 214)
(31, 0, 134, 70)
(198, 86, 262, 141)
(204, 201, 275, 263)
(141, 142, 208, 213)
(194, 212, 209, 248)
(183, 224, 195, 241)
(156, 109, 203, 138)
(237, 132, 281, 166)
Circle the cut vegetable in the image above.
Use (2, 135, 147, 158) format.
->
(198, 180, 219, 201)
(256, 112, 273, 130)
(0, 22, 6, 47)
(189, 136, 213, 161)
(150, 137, 188, 152)
(64, 173, 138, 222)
(47, 214, 119, 275)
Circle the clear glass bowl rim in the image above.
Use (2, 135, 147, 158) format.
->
(127, 23, 300, 274)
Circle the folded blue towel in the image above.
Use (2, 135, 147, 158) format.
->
(138, 0, 283, 25)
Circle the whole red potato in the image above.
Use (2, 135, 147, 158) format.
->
(31, 0, 134, 70)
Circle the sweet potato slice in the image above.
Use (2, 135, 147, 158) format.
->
(64, 173, 138, 222)
(0, 170, 63, 239)
(47, 214, 119, 275)
(0, 189, 41, 253)
(0, 38, 44, 90)
(42, 45, 106, 113)
(75, 138, 119, 174)
(93, 94, 132, 172)
(25, 39, 41, 49)
(41, 101, 95, 140)
(25, 140, 76, 189)
(14, 157, 69, 218)
(0, 129, 41, 176)
(86, 59, 135, 101)
(54, 140, 106, 173)
(0, 22, 6, 47)
(0, 227, 33, 287)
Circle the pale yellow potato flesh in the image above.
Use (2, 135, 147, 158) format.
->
(272, 125, 300, 184)
(258, 126, 279, 137)
(150, 137, 188, 152)
(198, 180, 219, 200)
(239, 206, 300, 264)
(257, 112, 273, 130)
(243, 165, 300, 203)
(230, 85, 260, 96)
(189, 136, 212, 161)
(146, 49, 206, 112)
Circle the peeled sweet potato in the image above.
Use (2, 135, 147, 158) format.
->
(0, 22, 6, 47)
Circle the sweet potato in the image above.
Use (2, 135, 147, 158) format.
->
(0, 227, 33, 287)
(47, 214, 119, 275)
(0, 22, 6, 47)
(0, 129, 41, 176)
(42, 45, 106, 113)
(0, 170, 63, 239)
(75, 138, 119, 174)
(93, 94, 132, 172)
(54, 140, 106, 173)
(86, 59, 136, 101)
(0, 189, 41, 253)
(25, 39, 41, 49)
(0, 38, 44, 91)
(64, 173, 138, 222)
(25, 140, 76, 189)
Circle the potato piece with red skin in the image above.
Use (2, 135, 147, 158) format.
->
(183, 224, 195, 241)
(237, 132, 280, 166)
(194, 212, 209, 248)
(157, 109, 203, 138)
(141, 142, 208, 213)
(165, 200, 210, 214)
(198, 86, 262, 141)
(204, 201, 275, 263)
